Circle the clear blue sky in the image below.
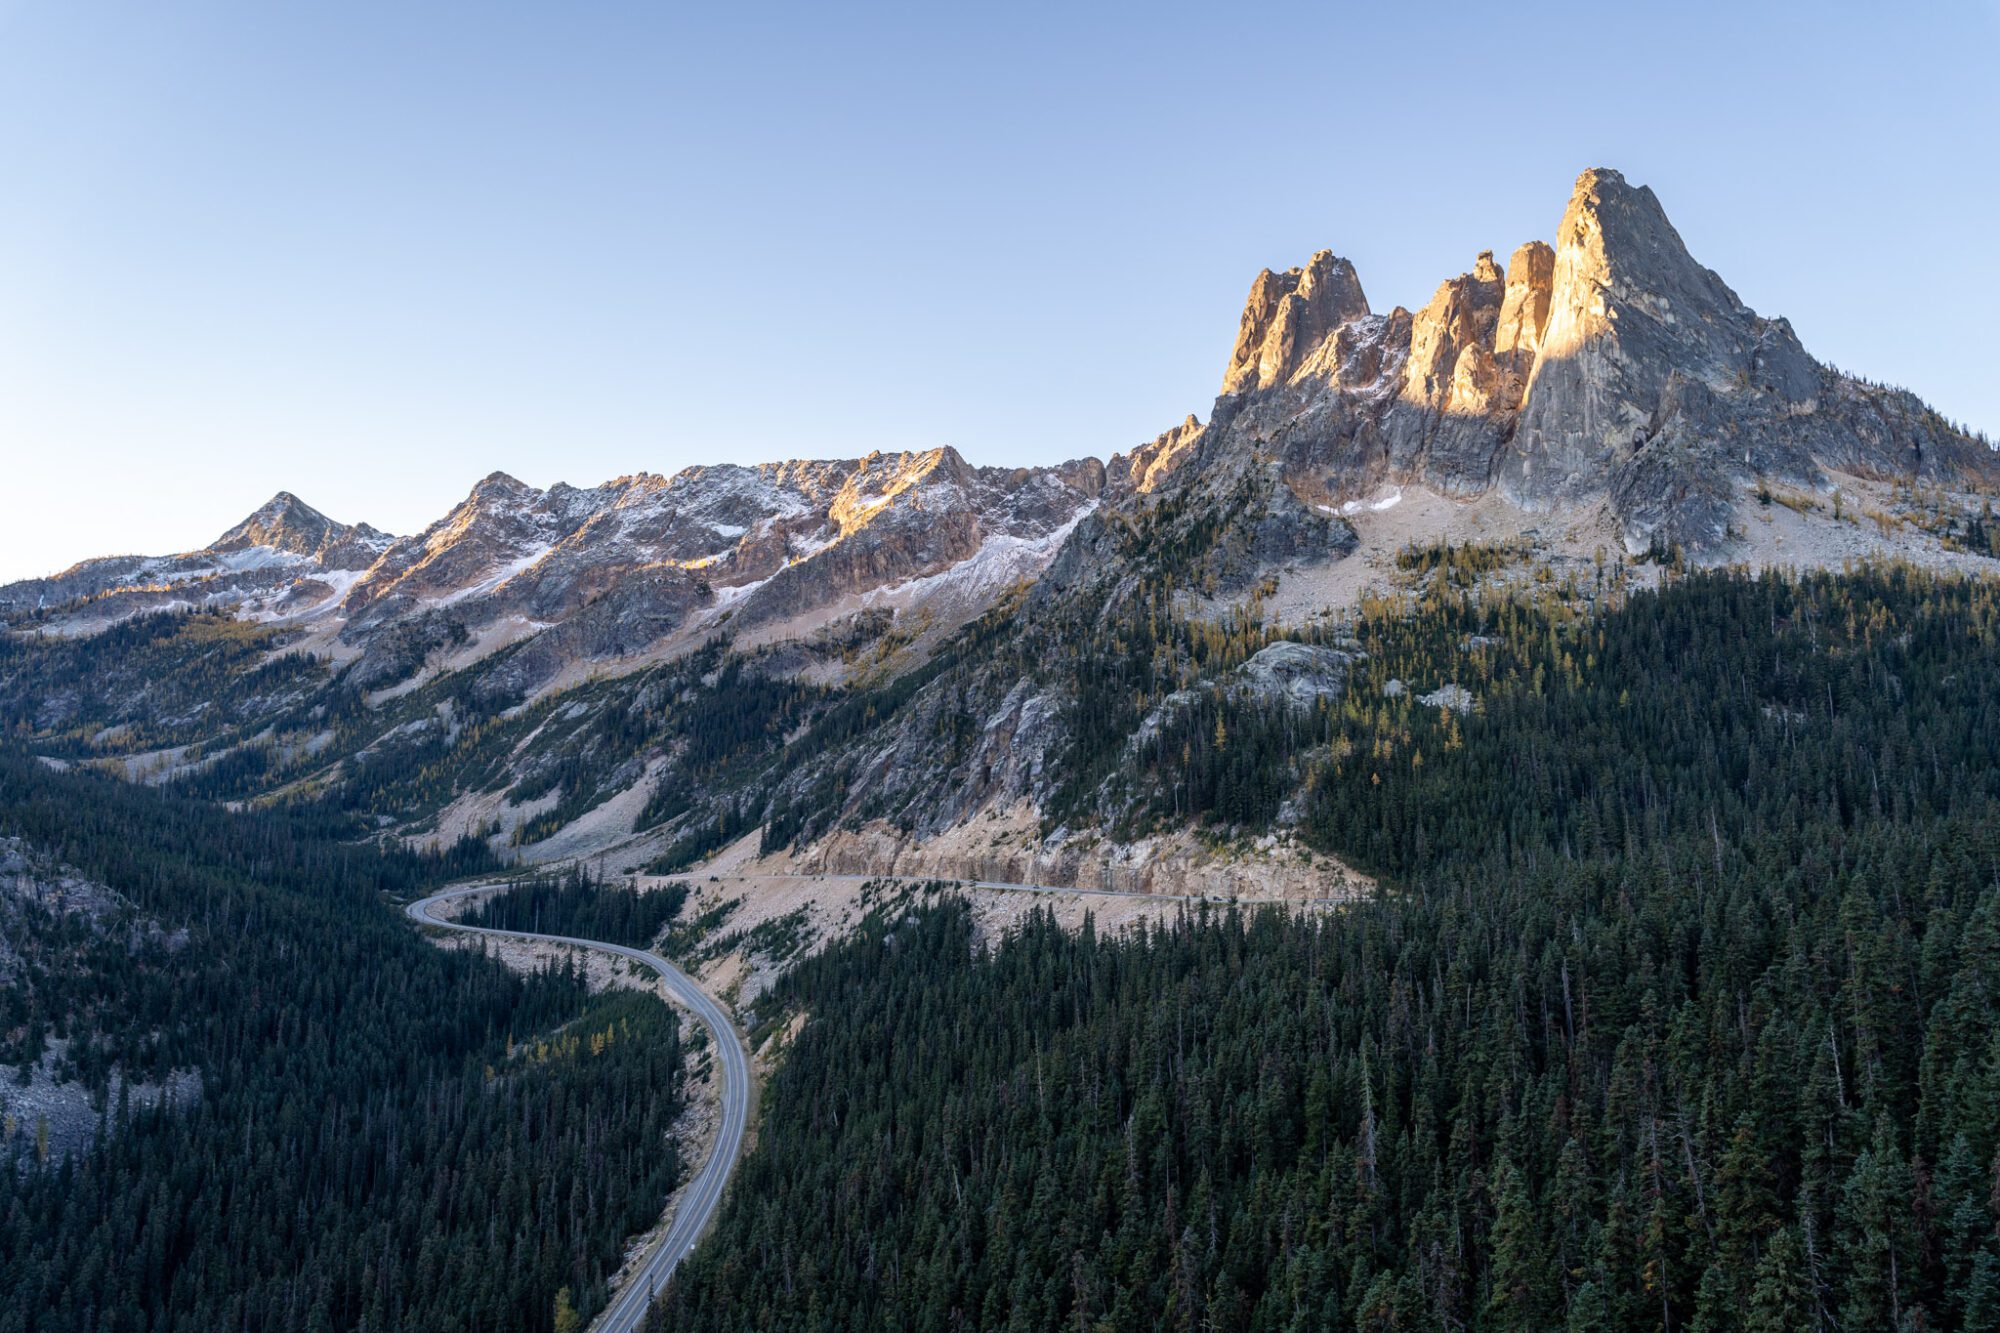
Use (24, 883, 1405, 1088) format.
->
(3, 0, 1995, 580)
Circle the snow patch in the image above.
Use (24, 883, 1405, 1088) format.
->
(864, 501, 1098, 610)
(433, 546, 551, 607)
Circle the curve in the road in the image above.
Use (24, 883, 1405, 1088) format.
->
(407, 885, 750, 1333)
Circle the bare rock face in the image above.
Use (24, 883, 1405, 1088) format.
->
(1231, 642, 1353, 708)
(1401, 251, 1505, 414)
(1221, 251, 1370, 395)
(1493, 168, 1998, 545)
(1111, 414, 1206, 494)
(1503, 168, 1802, 508)
(1492, 240, 1555, 390)
(1189, 166, 1998, 551)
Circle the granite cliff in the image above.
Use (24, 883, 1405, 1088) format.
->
(1189, 168, 1996, 550)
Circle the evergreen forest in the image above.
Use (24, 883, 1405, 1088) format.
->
(653, 566, 2000, 1332)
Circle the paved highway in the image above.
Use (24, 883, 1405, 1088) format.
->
(406, 885, 750, 1333)
(403, 868, 1327, 1323)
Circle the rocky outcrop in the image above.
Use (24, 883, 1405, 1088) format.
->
(1111, 414, 1206, 494)
(1221, 251, 1370, 395)
(1230, 642, 1353, 708)
(1492, 240, 1555, 390)
(1196, 167, 1999, 551)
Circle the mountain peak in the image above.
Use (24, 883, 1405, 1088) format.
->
(208, 490, 393, 570)
(469, 470, 535, 499)
(1221, 249, 1369, 396)
(1191, 165, 1997, 552)
(212, 491, 337, 554)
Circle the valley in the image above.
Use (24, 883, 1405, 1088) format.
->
(6, 162, 2000, 1331)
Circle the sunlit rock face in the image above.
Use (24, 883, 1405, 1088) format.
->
(1401, 250, 1505, 416)
(1502, 168, 1819, 518)
(1492, 240, 1555, 393)
(1185, 167, 1999, 551)
(1110, 414, 1206, 495)
(1221, 250, 1371, 395)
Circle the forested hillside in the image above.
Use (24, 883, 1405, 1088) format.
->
(0, 758, 687, 1333)
(653, 566, 2000, 1332)
(463, 866, 688, 946)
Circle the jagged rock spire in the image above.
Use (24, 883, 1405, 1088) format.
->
(1192, 165, 1998, 551)
(1221, 250, 1369, 395)
(1401, 250, 1507, 415)
(1492, 240, 1555, 389)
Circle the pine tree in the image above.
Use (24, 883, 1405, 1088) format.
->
(1836, 1122, 1917, 1330)
(1744, 1227, 1811, 1333)
(1939, 1133, 2000, 1330)
(1486, 1157, 1554, 1330)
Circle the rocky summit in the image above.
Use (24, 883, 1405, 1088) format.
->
(3, 447, 1106, 692)
(1201, 167, 1997, 550)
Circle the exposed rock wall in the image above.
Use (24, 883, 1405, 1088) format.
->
(1222, 251, 1370, 395)
(1201, 168, 1998, 551)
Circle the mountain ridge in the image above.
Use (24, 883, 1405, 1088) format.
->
(5, 166, 1998, 891)
(9, 168, 1992, 642)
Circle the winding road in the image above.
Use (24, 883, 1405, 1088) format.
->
(402, 869, 1330, 1324)
(406, 885, 751, 1333)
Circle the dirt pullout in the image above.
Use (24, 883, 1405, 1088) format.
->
(656, 869, 1204, 1005)
(793, 803, 1369, 901)
(643, 829, 1280, 1011)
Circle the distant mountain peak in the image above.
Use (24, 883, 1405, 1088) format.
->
(211, 491, 388, 560)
